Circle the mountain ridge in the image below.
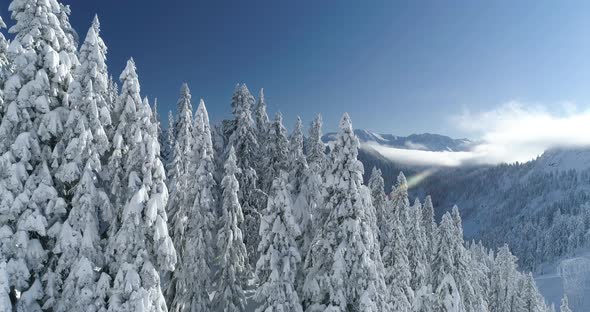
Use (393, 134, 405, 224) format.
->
(322, 129, 474, 152)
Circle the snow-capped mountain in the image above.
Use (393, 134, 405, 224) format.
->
(322, 129, 474, 152)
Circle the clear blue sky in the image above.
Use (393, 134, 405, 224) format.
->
(4, 0, 590, 136)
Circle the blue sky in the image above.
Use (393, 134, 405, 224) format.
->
(4, 0, 590, 137)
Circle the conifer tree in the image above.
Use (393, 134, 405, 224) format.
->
(106, 61, 176, 311)
(255, 171, 302, 312)
(169, 100, 216, 312)
(288, 116, 307, 196)
(0, 16, 9, 121)
(296, 114, 326, 250)
(0, 261, 11, 311)
(521, 273, 547, 312)
(490, 245, 521, 312)
(382, 211, 413, 311)
(408, 198, 430, 292)
(161, 110, 175, 166)
(368, 167, 387, 245)
(560, 296, 572, 312)
(254, 88, 270, 180)
(302, 113, 389, 312)
(422, 195, 437, 271)
(228, 83, 261, 270)
(434, 213, 466, 312)
(0, 0, 77, 309)
(214, 147, 248, 312)
(305, 114, 326, 170)
(168, 84, 194, 237)
(263, 112, 289, 193)
(391, 172, 411, 233)
(53, 16, 114, 311)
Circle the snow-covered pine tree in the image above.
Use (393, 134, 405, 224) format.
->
(262, 112, 289, 193)
(448, 208, 481, 312)
(161, 110, 175, 165)
(106, 59, 144, 220)
(168, 84, 194, 245)
(288, 116, 307, 196)
(255, 171, 302, 312)
(53, 16, 114, 312)
(166, 85, 195, 301)
(433, 213, 466, 312)
(254, 88, 270, 182)
(521, 273, 548, 312)
(0, 261, 11, 311)
(192, 98, 217, 240)
(452, 205, 464, 240)
(294, 114, 326, 261)
(302, 113, 389, 312)
(390, 171, 411, 234)
(560, 296, 572, 312)
(106, 61, 176, 311)
(0, 15, 9, 121)
(227, 83, 261, 271)
(293, 123, 324, 293)
(214, 146, 248, 312)
(104, 76, 118, 140)
(489, 245, 521, 312)
(0, 0, 78, 309)
(169, 99, 216, 312)
(368, 167, 387, 246)
(408, 198, 430, 292)
(305, 114, 326, 170)
(382, 208, 413, 311)
(422, 195, 437, 272)
(151, 99, 165, 159)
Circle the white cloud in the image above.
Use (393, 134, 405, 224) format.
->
(365, 101, 590, 166)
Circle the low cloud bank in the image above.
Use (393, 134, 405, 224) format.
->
(365, 101, 590, 167)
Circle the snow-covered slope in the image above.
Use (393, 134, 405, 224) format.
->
(534, 147, 590, 172)
(536, 251, 590, 311)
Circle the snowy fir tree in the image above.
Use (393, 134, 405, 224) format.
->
(383, 210, 413, 311)
(390, 171, 411, 235)
(169, 100, 216, 312)
(214, 146, 248, 312)
(292, 119, 324, 286)
(305, 114, 326, 171)
(253, 88, 270, 178)
(288, 116, 308, 196)
(560, 296, 572, 312)
(302, 113, 389, 312)
(254, 171, 302, 312)
(262, 112, 289, 194)
(433, 213, 465, 312)
(165, 84, 195, 299)
(0, 15, 9, 121)
(297, 114, 326, 246)
(52, 16, 113, 312)
(0, 0, 77, 309)
(106, 60, 176, 311)
(227, 83, 261, 270)
(368, 167, 387, 246)
(422, 195, 437, 268)
(407, 199, 430, 293)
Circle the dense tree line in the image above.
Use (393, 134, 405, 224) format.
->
(415, 158, 590, 272)
(0, 1, 565, 311)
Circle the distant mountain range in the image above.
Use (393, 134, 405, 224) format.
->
(322, 129, 474, 152)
